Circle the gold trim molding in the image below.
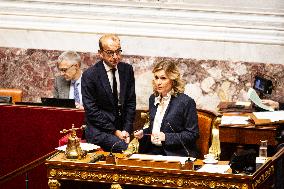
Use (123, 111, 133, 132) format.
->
(253, 165, 274, 188)
(48, 169, 247, 188)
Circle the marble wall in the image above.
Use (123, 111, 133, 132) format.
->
(1, 47, 283, 112)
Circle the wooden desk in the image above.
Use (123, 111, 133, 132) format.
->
(219, 124, 277, 146)
(218, 113, 279, 160)
(45, 150, 284, 189)
(218, 112, 278, 146)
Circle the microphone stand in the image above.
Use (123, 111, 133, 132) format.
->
(106, 140, 123, 164)
(166, 122, 193, 170)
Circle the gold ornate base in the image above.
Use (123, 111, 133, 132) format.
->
(111, 183, 123, 189)
(48, 179, 61, 189)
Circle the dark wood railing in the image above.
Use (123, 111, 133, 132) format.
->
(0, 150, 57, 185)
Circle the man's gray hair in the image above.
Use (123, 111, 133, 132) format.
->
(58, 51, 81, 66)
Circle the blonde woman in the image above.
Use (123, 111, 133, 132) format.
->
(134, 61, 199, 158)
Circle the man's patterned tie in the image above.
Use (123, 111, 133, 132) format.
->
(73, 81, 80, 104)
(111, 68, 118, 106)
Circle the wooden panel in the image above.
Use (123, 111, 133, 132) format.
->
(0, 105, 85, 189)
(219, 125, 277, 146)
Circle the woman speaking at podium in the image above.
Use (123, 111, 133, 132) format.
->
(134, 61, 199, 158)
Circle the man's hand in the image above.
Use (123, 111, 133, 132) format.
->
(121, 130, 130, 143)
(114, 130, 130, 143)
(114, 130, 124, 140)
(261, 99, 279, 110)
(75, 102, 84, 110)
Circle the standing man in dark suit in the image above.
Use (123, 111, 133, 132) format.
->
(53, 51, 84, 109)
(82, 34, 136, 152)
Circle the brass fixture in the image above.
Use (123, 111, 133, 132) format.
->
(60, 124, 86, 159)
(123, 138, 139, 156)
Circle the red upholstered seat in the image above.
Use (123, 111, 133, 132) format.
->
(196, 109, 217, 159)
(58, 131, 86, 146)
(58, 134, 70, 146)
(0, 88, 23, 104)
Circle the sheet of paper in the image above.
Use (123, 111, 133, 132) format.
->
(247, 88, 274, 111)
(197, 164, 230, 173)
(129, 154, 195, 164)
(56, 143, 100, 151)
(221, 116, 250, 125)
(235, 101, 251, 106)
(253, 111, 284, 122)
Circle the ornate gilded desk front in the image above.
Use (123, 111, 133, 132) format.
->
(45, 151, 275, 189)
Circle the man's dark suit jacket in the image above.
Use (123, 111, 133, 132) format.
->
(82, 61, 136, 151)
(139, 93, 199, 158)
(53, 76, 71, 99)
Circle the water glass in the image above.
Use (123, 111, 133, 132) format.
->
(259, 140, 268, 157)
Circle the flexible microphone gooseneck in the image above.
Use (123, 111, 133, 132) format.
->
(106, 140, 124, 164)
(110, 140, 124, 155)
(166, 122, 192, 162)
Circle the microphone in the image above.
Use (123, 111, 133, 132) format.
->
(165, 122, 192, 163)
(110, 140, 124, 155)
(106, 139, 124, 164)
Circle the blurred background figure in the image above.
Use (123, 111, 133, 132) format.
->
(53, 51, 83, 109)
(261, 99, 284, 110)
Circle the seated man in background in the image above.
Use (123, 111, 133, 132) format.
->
(261, 99, 284, 110)
(134, 60, 199, 158)
(53, 51, 83, 109)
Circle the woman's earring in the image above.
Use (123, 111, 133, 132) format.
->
(170, 88, 175, 96)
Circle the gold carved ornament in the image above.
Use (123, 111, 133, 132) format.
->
(123, 112, 149, 156)
(253, 165, 274, 188)
(209, 116, 221, 159)
(48, 179, 60, 189)
(48, 168, 248, 189)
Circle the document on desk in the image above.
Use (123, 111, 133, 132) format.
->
(253, 111, 284, 122)
(247, 88, 274, 111)
(129, 154, 195, 164)
(56, 143, 100, 151)
(221, 115, 250, 125)
(197, 164, 230, 173)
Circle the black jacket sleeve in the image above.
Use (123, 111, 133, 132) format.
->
(82, 66, 116, 133)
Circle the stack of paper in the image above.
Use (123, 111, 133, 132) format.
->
(221, 116, 250, 125)
(56, 143, 100, 152)
(253, 111, 284, 122)
(247, 88, 274, 111)
(197, 164, 230, 173)
(129, 154, 195, 164)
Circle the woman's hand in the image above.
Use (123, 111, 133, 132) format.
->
(151, 132, 165, 145)
(134, 130, 143, 139)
